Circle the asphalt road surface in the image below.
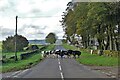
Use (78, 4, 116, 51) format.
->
(2, 45, 113, 79)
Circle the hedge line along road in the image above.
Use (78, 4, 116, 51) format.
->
(2, 45, 114, 80)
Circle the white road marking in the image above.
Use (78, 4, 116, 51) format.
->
(59, 62, 60, 65)
(105, 73, 111, 76)
(7, 70, 21, 77)
(59, 65, 62, 71)
(102, 72, 105, 74)
(111, 76, 116, 78)
(13, 69, 29, 77)
(60, 72, 64, 80)
(109, 72, 112, 74)
(58, 58, 64, 80)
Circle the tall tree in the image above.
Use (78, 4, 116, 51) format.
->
(2, 35, 29, 52)
(45, 33, 57, 44)
(61, 2, 119, 50)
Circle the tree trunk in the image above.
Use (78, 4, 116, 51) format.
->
(108, 25, 113, 50)
(97, 38, 102, 50)
(105, 35, 110, 50)
(117, 24, 120, 50)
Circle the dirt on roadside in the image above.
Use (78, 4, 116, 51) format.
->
(88, 66, 119, 78)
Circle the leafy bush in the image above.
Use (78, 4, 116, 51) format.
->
(2, 35, 29, 52)
(111, 51, 119, 57)
(103, 50, 111, 56)
(20, 50, 39, 60)
(25, 45, 39, 51)
(103, 50, 119, 57)
(92, 50, 98, 54)
(45, 32, 57, 44)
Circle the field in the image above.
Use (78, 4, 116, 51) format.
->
(1, 43, 55, 73)
(0, 41, 2, 50)
(62, 44, 118, 66)
(0, 41, 2, 73)
(2, 44, 44, 60)
(2, 53, 42, 73)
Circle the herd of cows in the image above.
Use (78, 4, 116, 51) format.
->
(42, 50, 81, 58)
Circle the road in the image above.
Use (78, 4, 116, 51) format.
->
(2, 45, 116, 80)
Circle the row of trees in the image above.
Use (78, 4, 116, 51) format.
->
(61, 2, 120, 51)
(2, 32, 57, 52)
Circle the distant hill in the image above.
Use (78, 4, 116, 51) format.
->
(28, 40, 46, 45)
(28, 39, 63, 45)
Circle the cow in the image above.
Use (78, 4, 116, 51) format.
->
(54, 50, 61, 58)
(72, 50, 81, 58)
(42, 49, 81, 59)
(61, 50, 69, 58)
(67, 50, 81, 58)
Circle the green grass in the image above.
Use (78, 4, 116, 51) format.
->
(2, 53, 42, 73)
(44, 44, 55, 51)
(0, 41, 2, 56)
(0, 41, 2, 50)
(29, 44, 44, 49)
(1, 44, 55, 73)
(2, 51, 25, 59)
(62, 43, 118, 66)
(77, 52, 118, 66)
(2, 44, 44, 60)
(62, 43, 78, 50)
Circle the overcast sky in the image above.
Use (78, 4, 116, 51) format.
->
(0, 0, 71, 41)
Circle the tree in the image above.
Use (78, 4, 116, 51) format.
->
(45, 33, 57, 44)
(2, 35, 29, 52)
(61, 2, 119, 50)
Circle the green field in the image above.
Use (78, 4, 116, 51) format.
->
(63, 44, 118, 66)
(1, 44, 44, 60)
(62, 44, 78, 50)
(2, 53, 42, 73)
(0, 41, 2, 56)
(1, 44, 55, 73)
(0, 41, 2, 50)
(0, 41, 2, 73)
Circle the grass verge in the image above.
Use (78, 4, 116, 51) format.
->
(2, 53, 42, 73)
(1, 44, 55, 73)
(62, 43, 78, 50)
(62, 43, 118, 66)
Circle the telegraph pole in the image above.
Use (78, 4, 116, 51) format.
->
(15, 16, 18, 61)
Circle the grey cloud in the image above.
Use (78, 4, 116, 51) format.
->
(31, 9, 41, 14)
(0, 27, 46, 40)
(31, 25, 47, 30)
(54, 29, 63, 34)
(26, 32, 46, 40)
(36, 31, 44, 34)
(17, 24, 46, 39)
(30, 25, 39, 29)
(1, 28, 14, 39)
(18, 25, 47, 32)
(0, 0, 17, 16)
(41, 26, 47, 30)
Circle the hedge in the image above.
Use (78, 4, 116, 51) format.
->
(20, 49, 39, 60)
(80, 48, 119, 57)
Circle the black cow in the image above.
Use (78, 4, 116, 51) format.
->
(67, 50, 81, 58)
(61, 50, 70, 58)
(72, 50, 81, 58)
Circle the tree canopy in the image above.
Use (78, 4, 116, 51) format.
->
(61, 2, 119, 50)
(45, 32, 57, 44)
(2, 35, 29, 52)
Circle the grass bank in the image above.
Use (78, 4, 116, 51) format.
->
(62, 44, 118, 66)
(0, 41, 2, 50)
(1, 44, 55, 73)
(2, 53, 42, 73)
